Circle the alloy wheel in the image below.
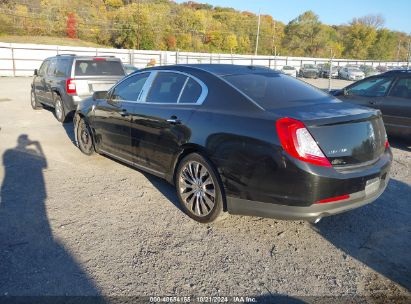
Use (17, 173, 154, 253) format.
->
(31, 91, 36, 108)
(78, 120, 93, 154)
(178, 161, 216, 217)
(55, 98, 63, 120)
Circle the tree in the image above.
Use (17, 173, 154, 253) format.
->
(282, 11, 327, 57)
(368, 29, 397, 60)
(66, 13, 77, 39)
(352, 14, 385, 29)
(342, 21, 377, 59)
(225, 33, 238, 52)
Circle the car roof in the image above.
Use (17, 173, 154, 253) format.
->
(382, 69, 411, 76)
(44, 55, 120, 61)
(139, 64, 278, 77)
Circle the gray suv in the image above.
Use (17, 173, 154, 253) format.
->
(31, 55, 126, 122)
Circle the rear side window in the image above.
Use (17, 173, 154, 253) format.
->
(146, 72, 187, 103)
(75, 60, 124, 76)
(223, 72, 332, 109)
(179, 78, 202, 103)
(111, 73, 149, 101)
(55, 59, 70, 77)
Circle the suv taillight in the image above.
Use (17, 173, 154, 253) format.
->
(66, 78, 76, 95)
(276, 117, 332, 167)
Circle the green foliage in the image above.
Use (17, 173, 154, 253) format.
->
(0, 0, 409, 60)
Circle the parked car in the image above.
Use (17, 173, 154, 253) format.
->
(31, 55, 126, 122)
(376, 65, 388, 73)
(339, 67, 365, 81)
(331, 70, 411, 137)
(359, 65, 379, 77)
(320, 64, 339, 78)
(123, 63, 139, 75)
(74, 64, 392, 223)
(281, 65, 297, 77)
(298, 64, 319, 78)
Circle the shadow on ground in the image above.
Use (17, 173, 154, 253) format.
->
(388, 136, 411, 152)
(0, 134, 101, 296)
(313, 178, 411, 291)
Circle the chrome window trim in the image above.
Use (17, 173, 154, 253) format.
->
(141, 70, 208, 105)
(108, 71, 152, 104)
(180, 65, 265, 111)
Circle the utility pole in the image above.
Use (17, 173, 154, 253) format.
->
(407, 38, 411, 70)
(255, 10, 261, 56)
(328, 49, 335, 92)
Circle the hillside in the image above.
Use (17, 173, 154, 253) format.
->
(0, 0, 409, 60)
(0, 35, 106, 47)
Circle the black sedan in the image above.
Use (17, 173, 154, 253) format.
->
(74, 64, 392, 223)
(331, 70, 411, 137)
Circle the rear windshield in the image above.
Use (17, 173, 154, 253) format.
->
(75, 60, 124, 76)
(223, 72, 334, 109)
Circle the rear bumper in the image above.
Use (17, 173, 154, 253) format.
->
(227, 174, 389, 222)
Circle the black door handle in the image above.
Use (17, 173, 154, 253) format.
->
(120, 109, 129, 117)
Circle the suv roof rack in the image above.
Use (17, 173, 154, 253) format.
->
(56, 54, 76, 56)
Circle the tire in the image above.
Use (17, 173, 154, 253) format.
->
(76, 117, 95, 155)
(175, 153, 225, 223)
(30, 90, 42, 110)
(54, 94, 68, 123)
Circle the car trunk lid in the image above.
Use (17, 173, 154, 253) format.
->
(272, 102, 387, 167)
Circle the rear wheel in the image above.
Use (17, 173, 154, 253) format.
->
(54, 94, 68, 123)
(76, 117, 94, 155)
(176, 153, 225, 223)
(31, 90, 42, 110)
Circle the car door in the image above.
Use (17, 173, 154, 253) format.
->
(379, 76, 411, 135)
(43, 58, 57, 105)
(338, 75, 395, 109)
(92, 72, 150, 162)
(33, 60, 50, 103)
(129, 71, 205, 175)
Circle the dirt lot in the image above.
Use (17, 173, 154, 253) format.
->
(0, 77, 410, 301)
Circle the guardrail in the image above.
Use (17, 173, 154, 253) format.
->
(0, 42, 408, 76)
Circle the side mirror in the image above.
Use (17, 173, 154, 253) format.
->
(93, 91, 108, 101)
(34, 69, 38, 76)
(343, 88, 349, 96)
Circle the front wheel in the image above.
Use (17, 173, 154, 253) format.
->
(175, 153, 225, 223)
(31, 90, 42, 110)
(76, 117, 95, 155)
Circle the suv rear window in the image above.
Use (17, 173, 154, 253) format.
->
(74, 60, 124, 76)
(223, 72, 333, 109)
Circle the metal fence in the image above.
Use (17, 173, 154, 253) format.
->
(0, 42, 408, 77)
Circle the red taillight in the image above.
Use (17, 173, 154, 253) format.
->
(66, 78, 76, 95)
(93, 57, 106, 61)
(385, 139, 389, 149)
(276, 117, 332, 167)
(314, 194, 350, 204)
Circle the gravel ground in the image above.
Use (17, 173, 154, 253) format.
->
(0, 77, 410, 302)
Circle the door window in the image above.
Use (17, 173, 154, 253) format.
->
(38, 60, 50, 76)
(388, 77, 411, 99)
(47, 59, 57, 76)
(146, 72, 187, 103)
(347, 77, 393, 97)
(111, 73, 149, 101)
